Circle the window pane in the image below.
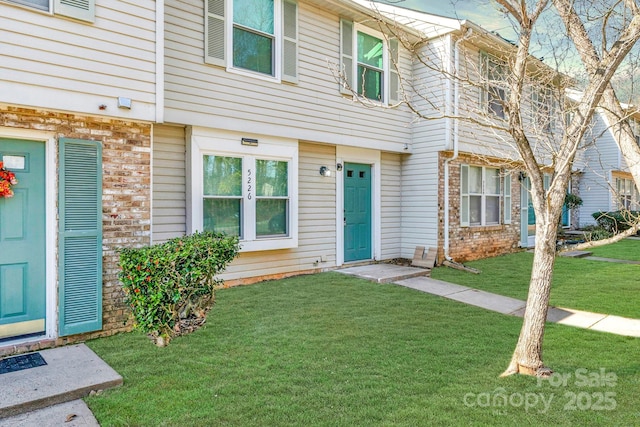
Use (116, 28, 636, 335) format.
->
(357, 32, 383, 69)
(486, 168, 500, 195)
(234, 0, 274, 33)
(203, 155, 242, 196)
(256, 160, 288, 197)
(469, 166, 482, 194)
(488, 86, 505, 118)
(7, 0, 48, 10)
(357, 66, 382, 101)
(203, 198, 242, 236)
(233, 28, 273, 75)
(486, 196, 500, 224)
(256, 199, 288, 236)
(470, 195, 481, 225)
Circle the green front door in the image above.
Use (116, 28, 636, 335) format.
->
(344, 163, 372, 262)
(0, 139, 46, 340)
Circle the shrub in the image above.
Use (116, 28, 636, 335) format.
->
(581, 225, 613, 242)
(592, 210, 640, 233)
(119, 231, 240, 345)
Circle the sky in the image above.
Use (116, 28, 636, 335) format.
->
(375, 0, 516, 38)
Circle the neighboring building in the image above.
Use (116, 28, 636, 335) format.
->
(0, 0, 160, 354)
(577, 109, 640, 226)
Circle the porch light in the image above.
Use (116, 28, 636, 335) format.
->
(319, 166, 331, 177)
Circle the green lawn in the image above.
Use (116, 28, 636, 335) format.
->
(86, 273, 640, 426)
(587, 238, 640, 261)
(431, 251, 640, 319)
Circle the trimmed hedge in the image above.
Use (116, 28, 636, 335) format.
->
(592, 210, 640, 233)
(118, 231, 240, 345)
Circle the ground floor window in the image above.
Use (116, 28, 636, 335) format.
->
(461, 165, 510, 227)
(615, 177, 638, 210)
(191, 129, 298, 251)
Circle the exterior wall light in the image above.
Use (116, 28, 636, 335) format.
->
(319, 166, 331, 177)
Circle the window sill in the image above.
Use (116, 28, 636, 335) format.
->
(239, 237, 298, 252)
(464, 224, 506, 232)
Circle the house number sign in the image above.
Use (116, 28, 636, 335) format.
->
(247, 168, 252, 200)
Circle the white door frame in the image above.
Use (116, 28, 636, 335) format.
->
(0, 127, 57, 344)
(335, 146, 381, 266)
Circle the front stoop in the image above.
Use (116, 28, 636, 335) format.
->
(0, 344, 122, 419)
(337, 264, 430, 283)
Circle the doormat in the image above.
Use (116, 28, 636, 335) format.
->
(0, 352, 47, 375)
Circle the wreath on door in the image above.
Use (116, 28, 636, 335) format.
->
(0, 162, 18, 198)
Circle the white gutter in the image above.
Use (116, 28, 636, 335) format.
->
(443, 28, 471, 260)
(155, 0, 165, 124)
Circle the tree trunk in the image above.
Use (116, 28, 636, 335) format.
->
(501, 219, 558, 377)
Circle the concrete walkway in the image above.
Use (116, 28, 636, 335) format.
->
(0, 344, 122, 426)
(337, 264, 640, 338)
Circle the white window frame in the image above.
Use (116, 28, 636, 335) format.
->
(480, 52, 508, 119)
(188, 128, 298, 252)
(461, 165, 508, 227)
(532, 86, 556, 133)
(615, 177, 638, 210)
(341, 21, 391, 104)
(226, 0, 282, 81)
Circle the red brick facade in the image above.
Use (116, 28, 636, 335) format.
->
(438, 151, 523, 263)
(0, 107, 151, 356)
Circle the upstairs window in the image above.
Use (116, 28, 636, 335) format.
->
(205, 0, 298, 83)
(629, 118, 640, 145)
(532, 86, 556, 133)
(340, 20, 400, 104)
(480, 52, 508, 119)
(6, 0, 95, 22)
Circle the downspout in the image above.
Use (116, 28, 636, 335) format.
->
(155, 0, 165, 124)
(443, 28, 470, 261)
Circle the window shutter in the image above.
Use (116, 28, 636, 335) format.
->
(479, 51, 488, 107)
(58, 138, 103, 337)
(205, 0, 226, 66)
(460, 164, 470, 227)
(504, 172, 512, 224)
(389, 38, 400, 103)
(543, 173, 550, 190)
(54, 0, 94, 23)
(340, 19, 354, 95)
(282, 0, 298, 83)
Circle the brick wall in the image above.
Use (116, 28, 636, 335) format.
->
(438, 152, 523, 263)
(0, 106, 151, 351)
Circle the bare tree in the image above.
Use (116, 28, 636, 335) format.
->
(335, 0, 640, 377)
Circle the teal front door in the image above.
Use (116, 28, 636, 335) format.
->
(0, 139, 46, 340)
(344, 163, 372, 262)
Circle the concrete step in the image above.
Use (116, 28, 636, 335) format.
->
(0, 344, 122, 419)
(337, 263, 430, 283)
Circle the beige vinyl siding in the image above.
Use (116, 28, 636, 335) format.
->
(0, 0, 156, 121)
(380, 152, 402, 259)
(163, 0, 412, 152)
(153, 125, 187, 242)
(220, 142, 337, 280)
(399, 39, 448, 259)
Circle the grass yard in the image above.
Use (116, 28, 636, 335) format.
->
(431, 250, 640, 319)
(587, 238, 640, 261)
(86, 273, 640, 426)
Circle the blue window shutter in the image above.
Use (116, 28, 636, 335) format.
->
(59, 138, 103, 337)
(205, 0, 226, 66)
(282, 0, 298, 83)
(54, 0, 95, 23)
